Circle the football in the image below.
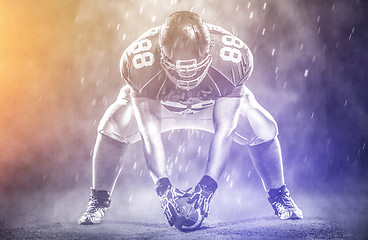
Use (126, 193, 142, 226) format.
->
(174, 196, 205, 231)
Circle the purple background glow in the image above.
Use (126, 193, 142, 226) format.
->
(0, 0, 367, 231)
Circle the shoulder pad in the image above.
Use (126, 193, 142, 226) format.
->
(207, 24, 253, 87)
(120, 27, 163, 92)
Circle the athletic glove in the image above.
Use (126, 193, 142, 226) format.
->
(187, 175, 218, 217)
(156, 178, 185, 226)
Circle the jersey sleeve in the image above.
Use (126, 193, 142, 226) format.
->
(120, 49, 140, 93)
(118, 27, 162, 96)
(120, 50, 130, 84)
(238, 46, 254, 84)
(208, 24, 254, 98)
(228, 46, 253, 97)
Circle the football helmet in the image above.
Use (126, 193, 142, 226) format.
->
(159, 11, 212, 91)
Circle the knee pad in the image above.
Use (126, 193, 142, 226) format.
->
(234, 92, 279, 146)
(250, 122, 278, 146)
(97, 86, 141, 144)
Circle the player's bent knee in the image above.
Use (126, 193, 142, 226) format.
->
(252, 121, 279, 145)
(97, 98, 139, 143)
(261, 120, 278, 140)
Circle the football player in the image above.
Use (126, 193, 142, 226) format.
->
(78, 11, 303, 227)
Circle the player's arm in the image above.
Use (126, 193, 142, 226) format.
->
(131, 96, 167, 183)
(188, 97, 242, 216)
(132, 96, 183, 226)
(206, 96, 242, 181)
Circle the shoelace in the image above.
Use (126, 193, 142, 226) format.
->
(85, 198, 99, 214)
(273, 193, 295, 212)
(280, 193, 295, 208)
(85, 197, 107, 214)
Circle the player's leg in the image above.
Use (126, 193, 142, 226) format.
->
(78, 133, 126, 225)
(79, 86, 141, 225)
(92, 133, 126, 193)
(234, 86, 303, 219)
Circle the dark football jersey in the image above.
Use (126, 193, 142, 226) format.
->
(120, 24, 253, 114)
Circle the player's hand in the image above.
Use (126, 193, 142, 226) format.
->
(159, 185, 186, 226)
(187, 175, 218, 217)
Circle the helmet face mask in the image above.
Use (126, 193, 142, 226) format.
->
(158, 11, 212, 91)
(160, 53, 212, 91)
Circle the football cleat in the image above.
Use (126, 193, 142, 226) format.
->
(78, 189, 111, 225)
(268, 185, 303, 220)
(159, 11, 212, 91)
